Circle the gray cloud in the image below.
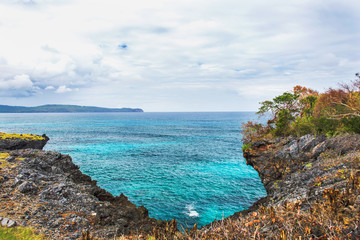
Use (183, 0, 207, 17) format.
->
(0, 0, 359, 111)
(0, 74, 33, 90)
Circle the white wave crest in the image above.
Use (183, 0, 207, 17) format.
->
(185, 204, 199, 217)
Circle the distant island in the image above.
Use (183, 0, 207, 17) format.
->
(0, 104, 143, 113)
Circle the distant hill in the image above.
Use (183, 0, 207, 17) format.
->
(0, 104, 143, 113)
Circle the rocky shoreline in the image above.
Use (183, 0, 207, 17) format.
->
(243, 134, 360, 209)
(1, 133, 359, 239)
(222, 134, 360, 238)
(200, 134, 359, 239)
(0, 134, 167, 239)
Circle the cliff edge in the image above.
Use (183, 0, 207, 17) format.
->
(0, 132, 49, 150)
(201, 134, 360, 239)
(1, 132, 359, 239)
(0, 133, 166, 239)
(244, 134, 360, 208)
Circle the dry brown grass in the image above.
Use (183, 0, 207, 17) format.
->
(197, 174, 360, 240)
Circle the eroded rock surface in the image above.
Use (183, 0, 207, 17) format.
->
(243, 134, 360, 208)
(0, 145, 165, 239)
(0, 134, 49, 150)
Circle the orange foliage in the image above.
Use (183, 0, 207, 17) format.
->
(293, 85, 318, 98)
(314, 86, 360, 119)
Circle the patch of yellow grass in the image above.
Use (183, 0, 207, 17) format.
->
(0, 153, 22, 168)
(0, 152, 10, 159)
(0, 226, 45, 240)
(0, 153, 11, 168)
(0, 132, 45, 141)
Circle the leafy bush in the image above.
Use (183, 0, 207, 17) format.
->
(341, 116, 360, 134)
(241, 121, 270, 144)
(292, 116, 317, 137)
(273, 109, 294, 136)
(242, 143, 251, 152)
(241, 73, 360, 142)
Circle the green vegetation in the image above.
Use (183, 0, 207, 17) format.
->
(0, 104, 143, 113)
(242, 73, 360, 142)
(241, 143, 251, 152)
(0, 226, 45, 240)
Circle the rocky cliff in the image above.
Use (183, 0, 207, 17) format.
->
(200, 134, 359, 239)
(1, 133, 359, 239)
(0, 134, 165, 239)
(0, 132, 49, 150)
(243, 134, 360, 208)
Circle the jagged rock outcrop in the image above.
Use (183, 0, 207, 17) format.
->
(203, 134, 360, 239)
(0, 136, 166, 239)
(0, 217, 17, 228)
(243, 133, 360, 209)
(0, 134, 49, 150)
(2, 132, 359, 239)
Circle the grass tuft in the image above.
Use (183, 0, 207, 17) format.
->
(0, 226, 45, 240)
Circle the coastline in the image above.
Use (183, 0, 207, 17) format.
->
(1, 132, 359, 239)
(0, 134, 168, 239)
(201, 134, 360, 239)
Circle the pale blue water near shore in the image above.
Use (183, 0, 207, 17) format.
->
(0, 112, 266, 228)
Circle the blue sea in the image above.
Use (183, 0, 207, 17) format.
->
(0, 112, 266, 228)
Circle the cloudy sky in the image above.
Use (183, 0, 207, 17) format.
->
(0, 0, 359, 111)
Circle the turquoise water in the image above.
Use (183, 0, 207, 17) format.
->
(0, 112, 266, 227)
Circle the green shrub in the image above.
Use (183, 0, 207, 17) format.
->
(242, 143, 251, 152)
(292, 116, 317, 137)
(312, 117, 339, 136)
(241, 121, 270, 144)
(273, 109, 294, 136)
(342, 116, 360, 134)
(242, 74, 360, 141)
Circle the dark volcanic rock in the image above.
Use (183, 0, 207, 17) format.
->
(243, 134, 360, 207)
(17, 181, 38, 194)
(0, 134, 49, 150)
(210, 134, 360, 239)
(0, 135, 167, 239)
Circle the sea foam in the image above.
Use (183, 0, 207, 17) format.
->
(185, 204, 199, 217)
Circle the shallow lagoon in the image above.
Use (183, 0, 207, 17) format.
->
(0, 112, 266, 227)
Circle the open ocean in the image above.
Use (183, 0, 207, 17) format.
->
(0, 112, 266, 228)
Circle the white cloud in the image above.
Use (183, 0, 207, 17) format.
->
(0, 74, 33, 90)
(45, 85, 55, 90)
(0, 0, 359, 110)
(55, 85, 72, 93)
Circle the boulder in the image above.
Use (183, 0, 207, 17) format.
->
(1, 218, 8, 226)
(17, 181, 38, 194)
(7, 220, 16, 227)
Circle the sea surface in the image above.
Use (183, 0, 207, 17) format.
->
(0, 112, 266, 228)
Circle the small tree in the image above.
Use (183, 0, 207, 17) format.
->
(314, 73, 360, 120)
(241, 73, 360, 141)
(257, 92, 300, 136)
(293, 85, 319, 117)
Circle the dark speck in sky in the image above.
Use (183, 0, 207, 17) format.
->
(119, 44, 128, 49)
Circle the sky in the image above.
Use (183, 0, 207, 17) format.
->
(0, 0, 359, 112)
